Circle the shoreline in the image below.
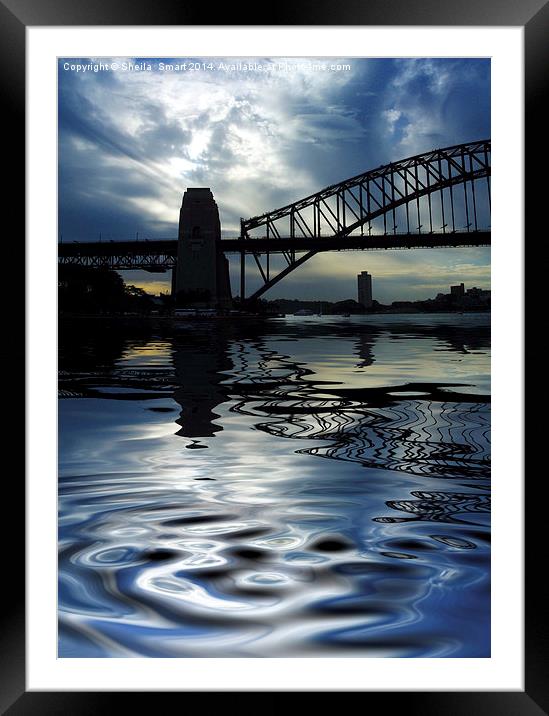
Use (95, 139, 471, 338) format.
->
(58, 309, 491, 321)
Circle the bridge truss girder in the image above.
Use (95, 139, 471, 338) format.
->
(58, 251, 176, 272)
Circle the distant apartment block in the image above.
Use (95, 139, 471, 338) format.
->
(357, 271, 373, 308)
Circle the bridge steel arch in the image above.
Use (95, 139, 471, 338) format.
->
(240, 139, 491, 302)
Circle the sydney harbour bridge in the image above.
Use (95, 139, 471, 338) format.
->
(58, 139, 491, 306)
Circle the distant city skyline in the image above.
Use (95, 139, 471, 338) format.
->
(128, 274, 490, 305)
(59, 57, 490, 302)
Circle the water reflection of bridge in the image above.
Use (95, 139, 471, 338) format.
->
(58, 318, 490, 483)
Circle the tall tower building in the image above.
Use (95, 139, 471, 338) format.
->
(172, 188, 232, 309)
(357, 270, 373, 309)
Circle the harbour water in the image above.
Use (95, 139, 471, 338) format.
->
(58, 313, 490, 657)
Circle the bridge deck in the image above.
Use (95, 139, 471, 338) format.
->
(59, 231, 490, 261)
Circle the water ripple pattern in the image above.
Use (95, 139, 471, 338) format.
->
(59, 314, 490, 657)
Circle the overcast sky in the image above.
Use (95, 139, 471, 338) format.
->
(58, 57, 490, 302)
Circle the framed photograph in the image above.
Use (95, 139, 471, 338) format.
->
(5, 0, 545, 710)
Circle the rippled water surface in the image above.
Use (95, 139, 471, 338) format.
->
(59, 313, 490, 657)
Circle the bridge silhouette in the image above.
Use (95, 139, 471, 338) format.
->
(59, 139, 490, 303)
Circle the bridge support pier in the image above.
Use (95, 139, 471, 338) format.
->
(240, 250, 245, 303)
(171, 265, 177, 300)
(173, 188, 232, 309)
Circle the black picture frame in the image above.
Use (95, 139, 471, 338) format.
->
(5, 0, 546, 711)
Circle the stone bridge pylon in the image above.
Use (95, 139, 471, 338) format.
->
(172, 188, 232, 309)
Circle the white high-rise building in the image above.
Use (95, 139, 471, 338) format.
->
(357, 271, 373, 308)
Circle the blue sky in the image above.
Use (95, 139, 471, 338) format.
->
(58, 57, 490, 302)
